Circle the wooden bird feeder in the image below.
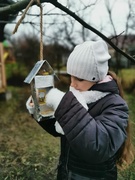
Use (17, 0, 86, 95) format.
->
(24, 60, 56, 121)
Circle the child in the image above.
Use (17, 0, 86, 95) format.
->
(26, 39, 134, 180)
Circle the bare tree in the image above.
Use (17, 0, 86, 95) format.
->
(0, 0, 18, 41)
(0, 0, 135, 64)
(103, 0, 134, 72)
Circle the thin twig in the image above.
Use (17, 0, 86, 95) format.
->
(50, 0, 135, 64)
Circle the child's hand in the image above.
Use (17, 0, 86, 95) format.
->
(46, 88, 65, 111)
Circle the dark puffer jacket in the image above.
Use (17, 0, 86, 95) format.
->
(38, 80, 128, 180)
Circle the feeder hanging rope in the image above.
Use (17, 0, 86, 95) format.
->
(37, 0, 44, 60)
(13, 0, 44, 60)
(12, 0, 34, 34)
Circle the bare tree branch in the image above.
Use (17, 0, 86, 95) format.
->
(50, 1, 135, 63)
(0, 0, 135, 63)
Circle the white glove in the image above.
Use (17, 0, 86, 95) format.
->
(55, 121, 64, 135)
(26, 96, 35, 114)
(46, 88, 65, 111)
(46, 88, 65, 135)
(69, 86, 88, 110)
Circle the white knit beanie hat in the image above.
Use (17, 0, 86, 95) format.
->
(67, 40, 111, 82)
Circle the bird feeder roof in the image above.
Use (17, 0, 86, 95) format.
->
(24, 60, 52, 84)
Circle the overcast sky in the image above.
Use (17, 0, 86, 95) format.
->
(5, 0, 135, 44)
(92, 0, 134, 33)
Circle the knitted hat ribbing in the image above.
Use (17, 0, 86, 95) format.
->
(67, 40, 111, 82)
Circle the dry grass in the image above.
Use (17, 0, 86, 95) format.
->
(0, 87, 60, 180)
(119, 69, 135, 93)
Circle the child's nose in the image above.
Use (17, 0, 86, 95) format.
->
(70, 80, 77, 89)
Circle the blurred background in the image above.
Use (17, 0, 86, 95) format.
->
(0, 0, 135, 179)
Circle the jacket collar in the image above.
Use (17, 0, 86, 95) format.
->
(90, 80, 119, 95)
